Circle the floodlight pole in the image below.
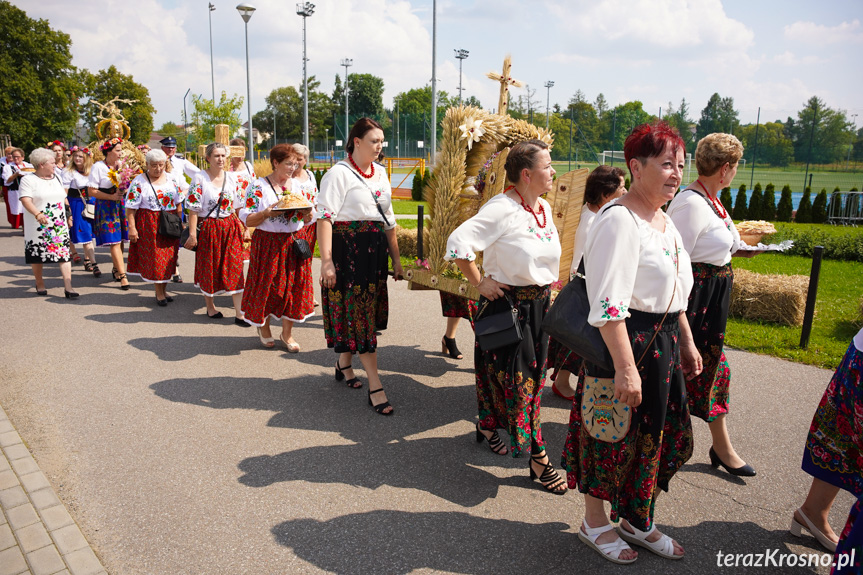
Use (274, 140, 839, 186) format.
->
(237, 3, 256, 165)
(341, 58, 353, 150)
(430, 0, 437, 165)
(544, 81, 554, 131)
(454, 49, 469, 105)
(296, 2, 315, 148)
(209, 3, 216, 103)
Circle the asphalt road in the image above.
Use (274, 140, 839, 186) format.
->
(0, 225, 851, 574)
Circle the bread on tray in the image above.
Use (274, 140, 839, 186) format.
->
(272, 193, 312, 211)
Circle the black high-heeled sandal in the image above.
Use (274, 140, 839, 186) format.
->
(441, 336, 463, 359)
(112, 267, 121, 282)
(368, 387, 393, 416)
(529, 453, 568, 495)
(335, 361, 362, 389)
(118, 273, 130, 290)
(90, 263, 102, 278)
(475, 422, 508, 455)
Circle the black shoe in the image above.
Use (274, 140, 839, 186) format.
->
(442, 335, 463, 359)
(709, 447, 756, 477)
(529, 453, 568, 495)
(165, 296, 174, 303)
(156, 298, 168, 307)
(64, 290, 79, 299)
(117, 273, 130, 290)
(207, 311, 224, 319)
(234, 317, 250, 327)
(172, 274, 183, 283)
(35, 289, 48, 296)
(335, 361, 362, 388)
(368, 387, 393, 416)
(475, 422, 508, 455)
(112, 267, 121, 282)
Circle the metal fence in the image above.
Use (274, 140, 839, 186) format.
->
(827, 192, 863, 226)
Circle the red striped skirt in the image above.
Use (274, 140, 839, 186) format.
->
(240, 229, 315, 326)
(193, 214, 245, 296)
(127, 209, 180, 283)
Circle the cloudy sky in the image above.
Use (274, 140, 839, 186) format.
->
(17, 0, 863, 129)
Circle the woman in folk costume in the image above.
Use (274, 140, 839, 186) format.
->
(87, 138, 130, 290)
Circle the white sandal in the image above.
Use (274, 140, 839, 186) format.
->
(256, 327, 275, 348)
(618, 523, 683, 560)
(578, 522, 637, 565)
(790, 507, 838, 552)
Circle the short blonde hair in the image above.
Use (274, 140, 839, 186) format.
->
(292, 143, 310, 161)
(695, 133, 744, 177)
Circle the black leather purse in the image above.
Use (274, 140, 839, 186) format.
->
(474, 293, 523, 351)
(292, 236, 312, 260)
(147, 175, 182, 238)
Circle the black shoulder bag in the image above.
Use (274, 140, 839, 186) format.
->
(146, 174, 182, 238)
(265, 177, 312, 261)
(340, 162, 393, 228)
(180, 175, 226, 251)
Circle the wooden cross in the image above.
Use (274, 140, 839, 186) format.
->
(486, 55, 524, 116)
(198, 124, 246, 161)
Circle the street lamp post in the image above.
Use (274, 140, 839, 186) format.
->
(340, 58, 352, 148)
(208, 3, 216, 103)
(236, 3, 256, 165)
(273, 109, 276, 146)
(849, 113, 859, 169)
(543, 80, 554, 131)
(454, 49, 468, 105)
(183, 88, 191, 158)
(296, 2, 315, 148)
(430, 0, 437, 165)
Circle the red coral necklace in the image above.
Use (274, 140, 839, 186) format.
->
(506, 185, 547, 228)
(348, 153, 374, 179)
(696, 179, 728, 219)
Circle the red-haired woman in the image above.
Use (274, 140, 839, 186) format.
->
(87, 138, 130, 290)
(240, 144, 314, 351)
(184, 142, 249, 322)
(317, 118, 403, 416)
(561, 121, 701, 564)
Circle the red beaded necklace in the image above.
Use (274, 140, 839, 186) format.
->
(696, 178, 728, 219)
(506, 185, 547, 228)
(347, 153, 374, 179)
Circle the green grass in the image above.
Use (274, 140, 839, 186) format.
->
(391, 200, 428, 215)
(727, 254, 863, 369)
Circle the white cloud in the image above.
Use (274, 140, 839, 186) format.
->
(784, 19, 863, 45)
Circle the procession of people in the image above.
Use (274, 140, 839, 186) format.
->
(3, 118, 859, 568)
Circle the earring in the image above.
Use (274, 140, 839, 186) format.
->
(720, 178, 723, 185)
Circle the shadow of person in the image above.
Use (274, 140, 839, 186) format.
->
(272, 511, 573, 575)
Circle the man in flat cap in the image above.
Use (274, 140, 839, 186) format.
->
(160, 137, 200, 180)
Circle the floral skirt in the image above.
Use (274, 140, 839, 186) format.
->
(440, 291, 477, 321)
(94, 198, 127, 246)
(194, 214, 245, 297)
(300, 221, 318, 254)
(322, 221, 389, 354)
(127, 209, 179, 283)
(68, 196, 94, 245)
(561, 310, 693, 531)
(24, 201, 70, 264)
(475, 285, 551, 458)
(241, 229, 314, 326)
(547, 337, 583, 379)
(686, 262, 733, 421)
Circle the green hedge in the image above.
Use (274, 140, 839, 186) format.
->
(767, 222, 863, 262)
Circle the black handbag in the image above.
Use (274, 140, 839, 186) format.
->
(474, 293, 523, 351)
(147, 174, 182, 238)
(542, 258, 614, 371)
(180, 175, 226, 251)
(292, 236, 312, 260)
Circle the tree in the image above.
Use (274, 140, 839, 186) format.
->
(600, 101, 652, 153)
(720, 188, 733, 213)
(80, 66, 156, 144)
(463, 95, 482, 108)
(664, 98, 693, 144)
(812, 189, 828, 223)
(0, 1, 82, 150)
(796, 187, 813, 222)
(777, 185, 794, 222)
(567, 95, 600, 154)
(785, 97, 855, 164)
(156, 121, 186, 152)
(254, 86, 302, 146)
(763, 183, 777, 221)
(749, 183, 763, 220)
(348, 73, 385, 118)
(189, 91, 243, 146)
(594, 93, 608, 120)
(738, 122, 794, 167)
(733, 184, 748, 220)
(301, 76, 335, 140)
(695, 93, 739, 148)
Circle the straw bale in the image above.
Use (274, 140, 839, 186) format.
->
(730, 268, 809, 326)
(395, 226, 429, 259)
(546, 169, 588, 285)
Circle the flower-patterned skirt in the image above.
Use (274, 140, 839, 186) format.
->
(193, 214, 245, 297)
(440, 292, 477, 326)
(475, 285, 551, 458)
(126, 209, 179, 283)
(686, 262, 733, 421)
(241, 229, 314, 326)
(300, 220, 317, 254)
(547, 337, 583, 380)
(68, 196, 94, 245)
(322, 221, 389, 354)
(94, 197, 128, 246)
(24, 200, 70, 264)
(561, 310, 693, 531)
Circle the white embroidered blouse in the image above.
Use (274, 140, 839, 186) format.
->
(570, 203, 599, 275)
(187, 171, 243, 218)
(125, 173, 185, 211)
(292, 169, 318, 205)
(584, 204, 693, 327)
(316, 162, 396, 230)
(666, 189, 741, 266)
(238, 176, 305, 234)
(87, 161, 114, 190)
(60, 170, 90, 192)
(445, 193, 561, 287)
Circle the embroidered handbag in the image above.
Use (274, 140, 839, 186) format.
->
(474, 293, 523, 351)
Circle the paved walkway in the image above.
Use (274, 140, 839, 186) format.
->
(0, 225, 853, 574)
(1, 405, 105, 575)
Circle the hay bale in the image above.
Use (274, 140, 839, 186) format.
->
(396, 226, 429, 259)
(730, 268, 808, 326)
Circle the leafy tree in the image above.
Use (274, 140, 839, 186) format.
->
(763, 183, 777, 221)
(796, 187, 813, 223)
(733, 184, 748, 220)
(189, 91, 243, 146)
(749, 183, 763, 220)
(853, 126, 863, 162)
(664, 98, 693, 144)
(80, 66, 156, 144)
(695, 93, 738, 149)
(331, 73, 386, 125)
(785, 97, 855, 164)
(812, 189, 828, 223)
(411, 168, 424, 201)
(777, 185, 794, 222)
(738, 122, 794, 167)
(0, 1, 82, 149)
(156, 121, 187, 153)
(567, 95, 600, 152)
(254, 86, 302, 145)
(600, 101, 652, 153)
(463, 95, 482, 108)
(299, 76, 335, 140)
(594, 93, 608, 120)
(720, 188, 733, 213)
